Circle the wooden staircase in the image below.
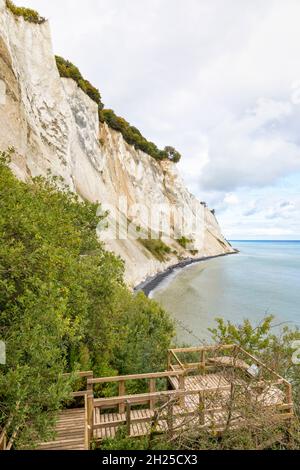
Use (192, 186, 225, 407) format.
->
(37, 409, 86, 451)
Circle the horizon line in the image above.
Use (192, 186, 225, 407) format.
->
(229, 239, 300, 242)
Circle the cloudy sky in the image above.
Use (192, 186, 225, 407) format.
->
(21, 0, 300, 239)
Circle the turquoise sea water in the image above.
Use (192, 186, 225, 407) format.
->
(151, 241, 300, 344)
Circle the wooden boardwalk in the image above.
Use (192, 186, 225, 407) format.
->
(1, 344, 290, 451)
(93, 371, 287, 440)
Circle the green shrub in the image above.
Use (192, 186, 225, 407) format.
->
(55, 56, 104, 109)
(101, 109, 181, 163)
(163, 146, 181, 163)
(6, 0, 45, 24)
(139, 238, 171, 262)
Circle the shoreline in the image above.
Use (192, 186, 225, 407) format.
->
(134, 250, 239, 297)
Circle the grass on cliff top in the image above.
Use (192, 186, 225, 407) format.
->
(6, 0, 46, 24)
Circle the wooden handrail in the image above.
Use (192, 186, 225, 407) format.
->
(93, 407, 205, 431)
(93, 385, 232, 408)
(87, 369, 186, 385)
(169, 345, 290, 389)
(71, 390, 93, 398)
(169, 344, 235, 354)
(168, 350, 185, 370)
(93, 398, 293, 434)
(63, 371, 93, 378)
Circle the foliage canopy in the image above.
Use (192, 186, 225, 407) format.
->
(0, 150, 174, 447)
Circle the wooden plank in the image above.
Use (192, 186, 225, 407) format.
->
(71, 391, 93, 398)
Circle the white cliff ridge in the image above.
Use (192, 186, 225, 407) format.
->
(0, 0, 234, 286)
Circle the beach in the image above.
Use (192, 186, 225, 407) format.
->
(134, 251, 238, 296)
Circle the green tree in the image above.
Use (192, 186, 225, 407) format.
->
(0, 150, 174, 448)
(163, 146, 181, 163)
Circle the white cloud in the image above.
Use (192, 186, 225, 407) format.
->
(224, 193, 239, 206)
(18, 0, 300, 238)
(199, 97, 300, 191)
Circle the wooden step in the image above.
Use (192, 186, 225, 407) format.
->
(37, 408, 85, 451)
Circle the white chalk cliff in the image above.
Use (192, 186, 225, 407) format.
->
(0, 0, 234, 287)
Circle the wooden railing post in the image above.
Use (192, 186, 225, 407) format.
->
(126, 401, 131, 436)
(86, 393, 94, 449)
(200, 350, 206, 373)
(119, 381, 125, 414)
(84, 394, 89, 450)
(87, 376, 93, 394)
(149, 379, 156, 410)
(178, 374, 185, 407)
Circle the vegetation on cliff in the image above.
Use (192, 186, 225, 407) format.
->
(55, 56, 104, 110)
(139, 238, 171, 262)
(177, 236, 193, 249)
(101, 109, 181, 162)
(55, 56, 181, 163)
(0, 150, 174, 448)
(6, 0, 45, 24)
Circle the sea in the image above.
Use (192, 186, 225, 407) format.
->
(151, 241, 300, 345)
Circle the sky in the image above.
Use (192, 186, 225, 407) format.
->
(20, 0, 300, 240)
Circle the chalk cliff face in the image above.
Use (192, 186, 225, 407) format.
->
(0, 0, 234, 287)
